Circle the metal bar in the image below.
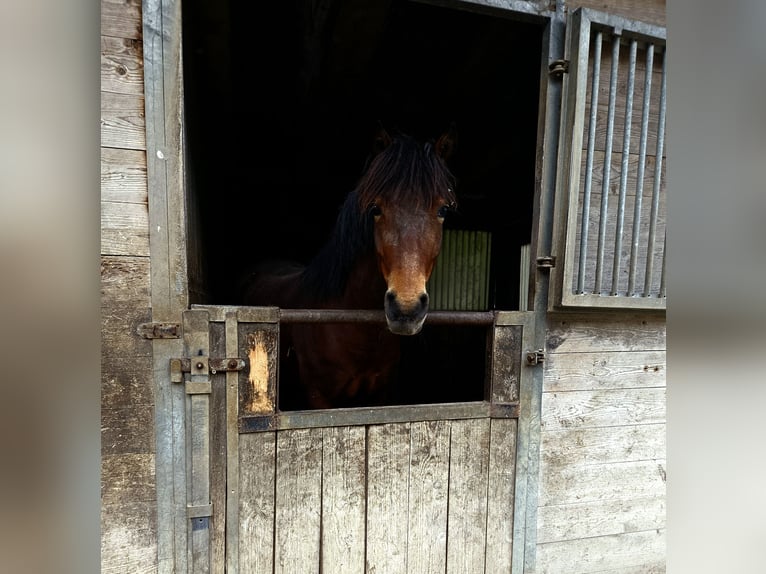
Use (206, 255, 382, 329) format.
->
(628, 43, 654, 295)
(611, 38, 638, 295)
(577, 31, 602, 293)
(660, 233, 667, 298)
(594, 32, 621, 291)
(277, 309, 496, 325)
(644, 48, 667, 296)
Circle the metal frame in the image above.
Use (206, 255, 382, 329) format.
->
(550, 8, 667, 311)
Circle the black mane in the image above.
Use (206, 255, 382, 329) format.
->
(299, 133, 456, 301)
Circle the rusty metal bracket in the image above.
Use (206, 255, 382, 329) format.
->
(170, 357, 246, 383)
(525, 349, 545, 366)
(137, 322, 180, 339)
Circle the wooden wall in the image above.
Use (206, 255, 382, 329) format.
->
(567, 0, 665, 27)
(101, 0, 157, 572)
(536, 313, 666, 572)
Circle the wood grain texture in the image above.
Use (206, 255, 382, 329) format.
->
(545, 350, 665, 392)
(485, 418, 517, 573)
(238, 432, 276, 574)
(537, 497, 665, 544)
(274, 429, 322, 574)
(101, 255, 150, 303)
(101, 35, 144, 96)
(540, 423, 665, 467)
(321, 426, 367, 574)
(541, 387, 666, 430)
(407, 420, 450, 574)
(366, 423, 411, 573)
(546, 313, 666, 353)
(101, 91, 146, 150)
(101, 0, 142, 39)
(101, 147, 147, 204)
(101, 201, 150, 257)
(536, 528, 665, 573)
(446, 419, 490, 574)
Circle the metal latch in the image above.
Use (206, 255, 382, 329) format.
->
(525, 349, 545, 366)
(548, 59, 569, 77)
(137, 322, 180, 339)
(170, 357, 246, 383)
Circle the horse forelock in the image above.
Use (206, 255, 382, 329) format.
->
(356, 135, 456, 210)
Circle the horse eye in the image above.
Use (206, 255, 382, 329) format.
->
(437, 203, 454, 219)
(369, 203, 381, 217)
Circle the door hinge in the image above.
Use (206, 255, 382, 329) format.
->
(137, 322, 181, 339)
(536, 255, 556, 269)
(548, 59, 569, 77)
(525, 349, 545, 366)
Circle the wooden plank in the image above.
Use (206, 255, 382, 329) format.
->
(446, 419, 490, 574)
(491, 325, 521, 402)
(541, 387, 666, 430)
(239, 324, 278, 415)
(537, 496, 666, 544)
(238, 432, 276, 573)
(209, 322, 226, 574)
(540, 423, 665, 467)
(101, 91, 146, 150)
(101, 0, 143, 39)
(101, 453, 156, 505)
(274, 428, 322, 574)
(321, 426, 367, 573)
(101, 255, 150, 304)
(485, 418, 517, 573)
(406, 420, 451, 574)
(224, 313, 239, 574)
(101, 356, 154, 414)
(101, 304, 152, 358)
(545, 350, 665, 392)
(101, 500, 158, 574)
(546, 313, 666, 353)
(366, 423, 411, 573)
(101, 201, 150, 257)
(101, 404, 155, 456)
(101, 147, 148, 204)
(538, 459, 666, 507)
(101, 35, 144, 96)
(536, 528, 666, 573)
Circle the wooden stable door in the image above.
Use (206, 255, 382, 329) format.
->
(177, 306, 538, 573)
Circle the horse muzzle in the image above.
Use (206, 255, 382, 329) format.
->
(384, 290, 429, 335)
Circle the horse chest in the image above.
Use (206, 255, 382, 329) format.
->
(290, 323, 400, 408)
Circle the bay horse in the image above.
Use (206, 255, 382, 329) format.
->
(241, 126, 457, 409)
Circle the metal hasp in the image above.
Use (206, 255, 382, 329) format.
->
(525, 349, 545, 366)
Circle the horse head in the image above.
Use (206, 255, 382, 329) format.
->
(357, 125, 457, 335)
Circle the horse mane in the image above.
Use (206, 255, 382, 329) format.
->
(300, 132, 456, 301)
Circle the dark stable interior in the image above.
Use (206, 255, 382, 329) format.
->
(183, 0, 542, 408)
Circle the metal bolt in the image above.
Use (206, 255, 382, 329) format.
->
(196, 361, 204, 370)
(228, 359, 238, 369)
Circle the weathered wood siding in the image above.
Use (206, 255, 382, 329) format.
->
(536, 313, 666, 572)
(237, 418, 517, 573)
(101, 0, 156, 572)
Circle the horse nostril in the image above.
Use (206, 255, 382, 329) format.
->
(386, 291, 397, 304)
(419, 293, 429, 308)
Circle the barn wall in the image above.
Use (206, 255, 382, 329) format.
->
(536, 312, 666, 572)
(101, 0, 157, 572)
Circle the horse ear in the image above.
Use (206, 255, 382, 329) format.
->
(435, 122, 458, 160)
(373, 122, 393, 155)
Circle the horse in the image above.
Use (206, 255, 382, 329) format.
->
(240, 126, 457, 410)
